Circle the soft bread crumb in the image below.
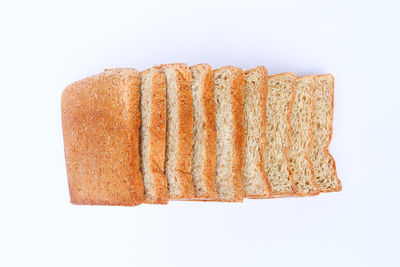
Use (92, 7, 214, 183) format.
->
(288, 76, 319, 195)
(243, 66, 270, 197)
(164, 67, 180, 197)
(214, 69, 234, 199)
(190, 64, 217, 199)
(139, 68, 169, 204)
(213, 66, 244, 201)
(159, 64, 195, 199)
(139, 70, 154, 200)
(264, 73, 296, 196)
(309, 74, 341, 192)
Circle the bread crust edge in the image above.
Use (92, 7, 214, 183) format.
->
(143, 68, 169, 204)
(231, 67, 245, 201)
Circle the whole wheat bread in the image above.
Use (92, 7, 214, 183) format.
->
(190, 64, 218, 200)
(243, 66, 271, 198)
(61, 68, 144, 206)
(264, 73, 297, 197)
(309, 74, 342, 192)
(288, 76, 319, 196)
(139, 68, 169, 204)
(62, 65, 341, 206)
(158, 64, 195, 199)
(213, 66, 245, 202)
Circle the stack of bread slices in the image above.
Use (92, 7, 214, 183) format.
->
(61, 64, 341, 206)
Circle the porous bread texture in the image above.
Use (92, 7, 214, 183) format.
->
(190, 64, 217, 200)
(158, 64, 195, 199)
(213, 66, 245, 202)
(288, 76, 319, 196)
(61, 68, 144, 206)
(309, 74, 342, 192)
(243, 66, 270, 198)
(139, 68, 169, 204)
(264, 73, 297, 197)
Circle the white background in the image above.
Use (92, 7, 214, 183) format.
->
(1, 0, 399, 266)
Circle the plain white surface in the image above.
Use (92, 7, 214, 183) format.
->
(1, 0, 399, 266)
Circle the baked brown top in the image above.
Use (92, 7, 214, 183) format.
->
(62, 68, 144, 206)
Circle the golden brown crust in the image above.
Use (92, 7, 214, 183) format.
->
(203, 65, 218, 200)
(294, 75, 320, 197)
(230, 66, 245, 201)
(176, 65, 195, 198)
(244, 66, 271, 199)
(157, 63, 195, 199)
(144, 68, 169, 204)
(190, 64, 218, 200)
(267, 72, 297, 198)
(315, 74, 342, 192)
(61, 68, 144, 206)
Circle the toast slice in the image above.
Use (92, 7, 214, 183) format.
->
(264, 73, 297, 197)
(288, 76, 319, 196)
(213, 66, 245, 202)
(139, 68, 169, 204)
(309, 74, 342, 192)
(242, 66, 271, 198)
(61, 68, 144, 206)
(190, 64, 218, 200)
(158, 64, 195, 199)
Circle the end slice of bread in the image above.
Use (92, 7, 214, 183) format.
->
(264, 73, 297, 197)
(139, 68, 169, 204)
(213, 66, 245, 202)
(309, 74, 342, 192)
(190, 64, 218, 200)
(288, 76, 319, 196)
(157, 63, 195, 199)
(61, 68, 144, 206)
(243, 66, 271, 198)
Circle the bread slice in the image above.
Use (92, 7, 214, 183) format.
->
(264, 73, 297, 197)
(139, 68, 169, 204)
(309, 74, 342, 192)
(242, 66, 271, 198)
(61, 68, 144, 206)
(288, 76, 319, 196)
(190, 64, 218, 200)
(158, 64, 195, 199)
(213, 66, 245, 202)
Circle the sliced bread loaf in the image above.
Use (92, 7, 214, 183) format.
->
(61, 68, 144, 206)
(242, 66, 271, 198)
(158, 63, 195, 199)
(213, 66, 245, 202)
(139, 68, 169, 204)
(309, 74, 342, 192)
(190, 64, 218, 200)
(264, 73, 297, 197)
(288, 76, 319, 196)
